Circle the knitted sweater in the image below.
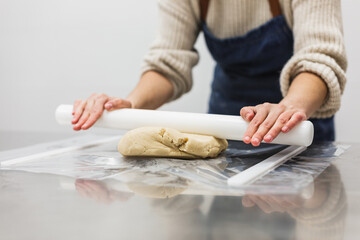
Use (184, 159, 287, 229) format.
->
(141, 0, 347, 118)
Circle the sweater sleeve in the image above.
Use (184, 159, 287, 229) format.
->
(280, 0, 347, 118)
(141, 0, 201, 101)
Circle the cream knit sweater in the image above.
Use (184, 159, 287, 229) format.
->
(141, 0, 347, 118)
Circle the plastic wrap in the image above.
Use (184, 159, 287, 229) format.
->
(0, 134, 349, 197)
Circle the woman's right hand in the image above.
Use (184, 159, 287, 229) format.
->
(72, 93, 132, 131)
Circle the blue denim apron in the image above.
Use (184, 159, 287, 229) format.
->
(203, 15, 334, 142)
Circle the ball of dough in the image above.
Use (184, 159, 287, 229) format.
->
(118, 127, 228, 159)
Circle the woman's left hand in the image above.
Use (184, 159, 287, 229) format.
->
(240, 72, 328, 146)
(242, 194, 304, 214)
(240, 103, 307, 146)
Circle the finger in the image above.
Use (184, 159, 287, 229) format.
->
(84, 181, 106, 195)
(75, 179, 84, 185)
(85, 185, 110, 204)
(75, 185, 87, 198)
(240, 106, 256, 122)
(264, 111, 293, 143)
(243, 105, 269, 146)
(249, 195, 273, 214)
(73, 99, 95, 130)
(72, 100, 86, 125)
(81, 183, 98, 200)
(261, 196, 285, 213)
(242, 196, 255, 207)
(75, 182, 91, 198)
(83, 181, 110, 204)
(73, 100, 82, 115)
(73, 111, 90, 131)
(75, 182, 92, 198)
(252, 105, 286, 144)
(282, 111, 307, 133)
(105, 98, 132, 111)
(271, 197, 296, 210)
(81, 98, 108, 130)
(74, 179, 82, 189)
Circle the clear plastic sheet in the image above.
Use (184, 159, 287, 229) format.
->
(0, 134, 350, 197)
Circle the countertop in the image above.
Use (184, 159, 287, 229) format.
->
(0, 131, 359, 240)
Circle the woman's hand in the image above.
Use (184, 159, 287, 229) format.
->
(240, 103, 307, 146)
(72, 93, 132, 131)
(240, 72, 328, 146)
(242, 194, 304, 214)
(75, 179, 134, 204)
(71, 71, 173, 131)
(75, 179, 113, 204)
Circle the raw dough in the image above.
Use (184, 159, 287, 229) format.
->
(118, 127, 228, 159)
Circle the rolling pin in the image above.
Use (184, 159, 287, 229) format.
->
(55, 104, 314, 146)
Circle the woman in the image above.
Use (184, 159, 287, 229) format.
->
(72, 0, 347, 146)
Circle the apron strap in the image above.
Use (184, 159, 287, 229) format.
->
(199, 0, 210, 22)
(199, 0, 282, 22)
(268, 0, 282, 17)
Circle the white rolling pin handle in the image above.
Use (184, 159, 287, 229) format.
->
(55, 104, 314, 146)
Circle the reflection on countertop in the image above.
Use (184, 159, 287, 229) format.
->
(73, 164, 346, 240)
(0, 132, 354, 240)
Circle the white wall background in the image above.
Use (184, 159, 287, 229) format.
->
(0, 0, 358, 142)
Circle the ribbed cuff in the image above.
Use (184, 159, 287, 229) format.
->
(280, 53, 346, 118)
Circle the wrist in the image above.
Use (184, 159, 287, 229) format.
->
(125, 96, 137, 109)
(279, 97, 310, 119)
(282, 72, 328, 118)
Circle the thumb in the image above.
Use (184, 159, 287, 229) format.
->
(104, 98, 132, 111)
